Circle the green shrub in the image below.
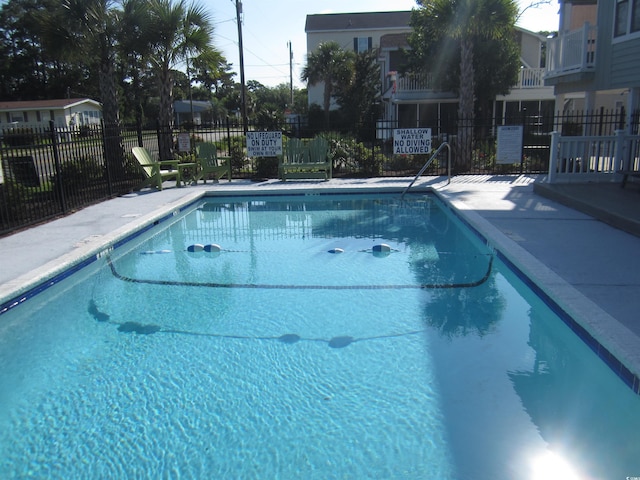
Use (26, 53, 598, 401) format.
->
(51, 156, 105, 194)
(226, 136, 248, 173)
(326, 135, 383, 176)
(353, 142, 383, 176)
(255, 156, 279, 178)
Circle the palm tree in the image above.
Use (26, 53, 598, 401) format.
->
(334, 49, 382, 134)
(301, 42, 354, 129)
(146, 0, 214, 159)
(44, 0, 125, 172)
(57, 0, 121, 127)
(118, 0, 154, 126)
(411, 0, 518, 170)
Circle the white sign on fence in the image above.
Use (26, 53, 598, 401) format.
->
(177, 132, 191, 153)
(393, 128, 432, 154)
(496, 125, 523, 164)
(246, 131, 283, 157)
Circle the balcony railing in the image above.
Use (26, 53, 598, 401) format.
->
(517, 67, 546, 88)
(546, 23, 597, 78)
(391, 67, 546, 95)
(395, 72, 434, 92)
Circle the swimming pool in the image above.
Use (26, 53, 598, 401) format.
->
(1, 193, 639, 479)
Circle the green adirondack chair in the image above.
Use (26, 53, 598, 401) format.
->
(285, 137, 308, 164)
(131, 147, 182, 190)
(194, 142, 231, 183)
(308, 137, 330, 169)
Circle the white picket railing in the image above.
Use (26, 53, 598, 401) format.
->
(396, 72, 434, 92)
(548, 130, 640, 183)
(517, 68, 546, 88)
(394, 68, 546, 93)
(546, 23, 597, 77)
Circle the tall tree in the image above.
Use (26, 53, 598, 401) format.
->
(117, 0, 154, 125)
(146, 0, 213, 160)
(334, 49, 382, 132)
(301, 41, 354, 129)
(51, 0, 122, 127)
(40, 0, 126, 174)
(409, 0, 518, 170)
(0, 0, 81, 100)
(191, 48, 231, 100)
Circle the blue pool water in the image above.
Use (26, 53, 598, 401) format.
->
(1, 193, 639, 479)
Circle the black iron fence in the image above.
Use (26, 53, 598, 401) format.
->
(0, 121, 147, 235)
(1, 109, 636, 236)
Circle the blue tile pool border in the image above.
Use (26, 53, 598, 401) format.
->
(1, 189, 638, 395)
(0, 202, 198, 317)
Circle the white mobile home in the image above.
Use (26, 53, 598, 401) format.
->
(0, 98, 102, 129)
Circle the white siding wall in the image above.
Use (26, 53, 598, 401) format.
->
(306, 26, 409, 108)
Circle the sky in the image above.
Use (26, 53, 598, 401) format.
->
(210, 0, 560, 89)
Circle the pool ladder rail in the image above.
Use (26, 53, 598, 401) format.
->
(401, 142, 451, 199)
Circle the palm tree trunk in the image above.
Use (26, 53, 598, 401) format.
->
(158, 67, 175, 161)
(323, 82, 332, 129)
(99, 57, 125, 178)
(457, 36, 475, 172)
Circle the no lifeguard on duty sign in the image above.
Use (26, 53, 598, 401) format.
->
(393, 128, 432, 154)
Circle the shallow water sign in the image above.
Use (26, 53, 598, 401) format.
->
(393, 128, 432, 154)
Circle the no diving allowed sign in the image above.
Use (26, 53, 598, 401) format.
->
(393, 128, 432, 154)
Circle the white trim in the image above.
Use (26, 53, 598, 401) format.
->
(611, 30, 640, 43)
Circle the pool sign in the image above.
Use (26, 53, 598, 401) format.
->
(246, 131, 283, 157)
(177, 132, 191, 152)
(496, 125, 523, 164)
(393, 128, 432, 154)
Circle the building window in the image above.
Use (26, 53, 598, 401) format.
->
(615, 0, 629, 37)
(614, 0, 640, 36)
(633, 0, 640, 31)
(353, 37, 372, 53)
(10, 112, 25, 123)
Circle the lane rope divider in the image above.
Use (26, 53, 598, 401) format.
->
(107, 254, 494, 290)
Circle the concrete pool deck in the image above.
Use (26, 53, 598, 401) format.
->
(1, 175, 640, 383)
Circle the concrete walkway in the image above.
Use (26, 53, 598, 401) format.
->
(1, 175, 640, 379)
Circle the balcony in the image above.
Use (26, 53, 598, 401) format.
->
(385, 67, 548, 100)
(516, 68, 546, 89)
(396, 72, 434, 92)
(545, 23, 597, 81)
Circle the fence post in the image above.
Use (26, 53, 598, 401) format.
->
(48, 120, 67, 213)
(548, 131, 559, 183)
(520, 109, 526, 174)
(226, 117, 232, 156)
(101, 120, 114, 197)
(613, 129, 626, 172)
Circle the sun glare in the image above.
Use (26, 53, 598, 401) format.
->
(530, 451, 581, 480)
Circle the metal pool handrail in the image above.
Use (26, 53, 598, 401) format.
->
(401, 142, 451, 199)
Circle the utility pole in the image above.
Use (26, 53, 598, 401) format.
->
(236, 0, 248, 133)
(288, 41, 294, 107)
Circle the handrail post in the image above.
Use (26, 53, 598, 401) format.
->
(401, 142, 450, 199)
(548, 131, 560, 183)
(446, 142, 451, 185)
